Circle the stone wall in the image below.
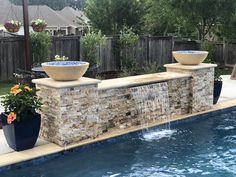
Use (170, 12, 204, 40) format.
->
(168, 78, 192, 116)
(33, 64, 216, 146)
(99, 82, 170, 130)
(37, 83, 102, 146)
(166, 66, 215, 113)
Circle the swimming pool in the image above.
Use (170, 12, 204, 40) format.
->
(1, 108, 236, 177)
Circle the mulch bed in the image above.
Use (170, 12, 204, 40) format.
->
(98, 71, 121, 79)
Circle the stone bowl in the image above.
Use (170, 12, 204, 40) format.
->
(42, 61, 89, 81)
(172, 50, 209, 65)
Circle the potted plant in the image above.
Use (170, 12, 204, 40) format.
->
(31, 19, 47, 32)
(0, 84, 42, 151)
(213, 68, 223, 104)
(4, 20, 21, 33)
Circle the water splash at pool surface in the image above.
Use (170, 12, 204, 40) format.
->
(142, 129, 177, 141)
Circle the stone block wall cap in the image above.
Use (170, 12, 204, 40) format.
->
(164, 63, 217, 70)
(32, 77, 101, 88)
(98, 72, 191, 90)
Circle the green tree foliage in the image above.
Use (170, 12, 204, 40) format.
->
(143, 0, 196, 37)
(171, 0, 236, 40)
(10, 0, 86, 10)
(143, 0, 176, 36)
(217, 13, 236, 39)
(85, 0, 145, 35)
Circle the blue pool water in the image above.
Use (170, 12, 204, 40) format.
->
(1, 109, 236, 177)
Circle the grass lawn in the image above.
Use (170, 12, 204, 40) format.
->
(218, 67, 233, 75)
(0, 81, 15, 96)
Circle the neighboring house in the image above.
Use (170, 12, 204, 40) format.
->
(57, 7, 90, 35)
(0, 0, 90, 36)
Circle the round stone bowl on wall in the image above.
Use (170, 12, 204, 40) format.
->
(172, 50, 209, 65)
(42, 61, 89, 81)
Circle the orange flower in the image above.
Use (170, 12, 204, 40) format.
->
(24, 86, 32, 91)
(7, 112, 16, 124)
(11, 89, 22, 96)
(10, 84, 22, 95)
(10, 84, 20, 92)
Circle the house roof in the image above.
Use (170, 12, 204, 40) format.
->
(0, 0, 88, 28)
(0, 0, 11, 26)
(13, 5, 71, 27)
(57, 7, 90, 28)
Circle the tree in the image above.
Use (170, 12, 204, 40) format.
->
(216, 13, 236, 39)
(85, 0, 145, 35)
(171, 0, 236, 40)
(143, 0, 197, 38)
(143, 0, 175, 36)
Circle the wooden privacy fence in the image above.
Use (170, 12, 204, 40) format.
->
(95, 36, 200, 72)
(0, 36, 25, 81)
(0, 35, 203, 81)
(0, 35, 202, 81)
(0, 36, 80, 81)
(51, 36, 80, 60)
(215, 41, 236, 67)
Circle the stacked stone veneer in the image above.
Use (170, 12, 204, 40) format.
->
(33, 63, 216, 146)
(165, 64, 216, 113)
(36, 82, 102, 146)
(99, 82, 170, 130)
(168, 78, 192, 116)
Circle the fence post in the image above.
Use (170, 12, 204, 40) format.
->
(223, 39, 227, 67)
(146, 35, 150, 64)
(171, 37, 175, 63)
(77, 36, 80, 60)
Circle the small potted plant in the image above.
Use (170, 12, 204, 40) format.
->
(0, 84, 42, 151)
(4, 20, 21, 33)
(31, 19, 47, 32)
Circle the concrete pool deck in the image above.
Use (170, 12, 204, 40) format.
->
(0, 75, 236, 169)
(219, 75, 236, 102)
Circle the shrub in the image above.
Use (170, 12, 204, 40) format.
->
(81, 30, 106, 66)
(201, 40, 222, 81)
(30, 32, 52, 65)
(119, 27, 139, 75)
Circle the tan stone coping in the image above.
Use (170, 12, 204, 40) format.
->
(32, 77, 101, 88)
(0, 99, 236, 168)
(164, 63, 217, 70)
(98, 72, 191, 90)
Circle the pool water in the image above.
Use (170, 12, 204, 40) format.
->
(1, 109, 236, 177)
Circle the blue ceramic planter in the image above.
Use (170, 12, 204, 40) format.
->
(0, 113, 41, 151)
(213, 81, 222, 104)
